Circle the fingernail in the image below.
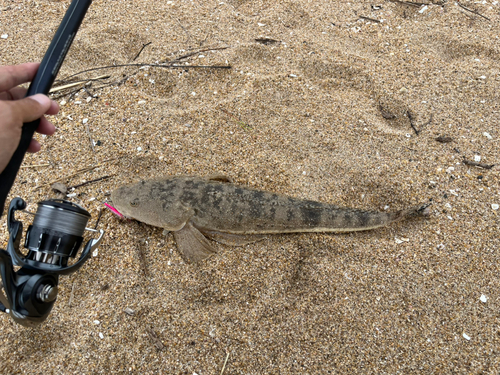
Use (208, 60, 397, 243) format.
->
(30, 94, 50, 106)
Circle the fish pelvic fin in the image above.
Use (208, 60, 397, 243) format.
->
(173, 221, 217, 263)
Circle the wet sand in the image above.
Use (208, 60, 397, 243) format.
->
(1, 0, 499, 373)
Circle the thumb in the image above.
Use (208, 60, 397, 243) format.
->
(8, 94, 52, 123)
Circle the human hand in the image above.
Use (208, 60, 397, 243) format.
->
(0, 62, 59, 174)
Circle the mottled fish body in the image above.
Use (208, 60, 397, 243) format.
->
(111, 176, 429, 263)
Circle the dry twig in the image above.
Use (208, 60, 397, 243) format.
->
(462, 158, 495, 169)
(389, 0, 429, 7)
(359, 16, 381, 23)
(407, 110, 419, 135)
(457, 2, 490, 21)
(20, 163, 50, 168)
(131, 42, 152, 62)
(59, 62, 231, 82)
(68, 174, 114, 190)
(220, 352, 230, 375)
(137, 238, 149, 278)
(35, 157, 123, 189)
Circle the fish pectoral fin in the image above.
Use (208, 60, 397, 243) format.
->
(173, 221, 217, 263)
(205, 174, 233, 183)
(200, 230, 267, 247)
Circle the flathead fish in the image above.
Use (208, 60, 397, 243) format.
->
(111, 175, 430, 263)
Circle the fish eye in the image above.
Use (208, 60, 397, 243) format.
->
(130, 199, 140, 207)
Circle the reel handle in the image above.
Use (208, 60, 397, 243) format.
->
(0, 0, 93, 216)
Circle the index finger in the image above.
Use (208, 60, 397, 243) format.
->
(0, 63, 40, 92)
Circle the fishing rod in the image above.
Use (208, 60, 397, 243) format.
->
(0, 0, 104, 327)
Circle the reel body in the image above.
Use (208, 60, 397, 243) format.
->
(0, 198, 103, 327)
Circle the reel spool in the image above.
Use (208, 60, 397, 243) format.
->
(0, 198, 104, 327)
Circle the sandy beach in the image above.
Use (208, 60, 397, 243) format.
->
(1, 0, 499, 373)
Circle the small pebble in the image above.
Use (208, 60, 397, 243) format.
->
(1, 34, 8, 39)
(137, 147, 142, 151)
(124, 307, 135, 316)
(492, 204, 499, 210)
(480, 294, 488, 303)
(483, 132, 493, 139)
(419, 5, 428, 13)
(462, 333, 471, 341)
(474, 155, 481, 162)
(93, 320, 100, 325)
(51, 182, 68, 195)
(138, 100, 146, 104)
(92, 249, 98, 257)
(99, 333, 104, 339)
(83, 118, 88, 124)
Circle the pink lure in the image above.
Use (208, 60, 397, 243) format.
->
(104, 202, 123, 218)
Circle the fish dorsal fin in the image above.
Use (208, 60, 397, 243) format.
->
(205, 174, 233, 183)
(173, 221, 217, 263)
(200, 230, 267, 246)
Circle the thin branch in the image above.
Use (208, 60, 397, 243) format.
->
(388, 0, 428, 7)
(85, 122, 95, 152)
(169, 46, 229, 63)
(94, 208, 104, 229)
(457, 2, 490, 21)
(407, 110, 419, 135)
(51, 75, 110, 91)
(462, 158, 495, 169)
(59, 63, 231, 82)
(176, 18, 192, 44)
(34, 157, 122, 189)
(68, 174, 115, 190)
(20, 163, 50, 168)
(220, 352, 230, 375)
(359, 16, 381, 23)
(131, 42, 152, 62)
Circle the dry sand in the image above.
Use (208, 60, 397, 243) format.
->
(1, 0, 500, 373)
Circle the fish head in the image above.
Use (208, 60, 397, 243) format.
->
(110, 181, 164, 225)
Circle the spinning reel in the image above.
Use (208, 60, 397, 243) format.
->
(0, 198, 103, 327)
(0, 0, 100, 326)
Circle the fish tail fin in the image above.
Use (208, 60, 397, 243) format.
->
(392, 203, 432, 222)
